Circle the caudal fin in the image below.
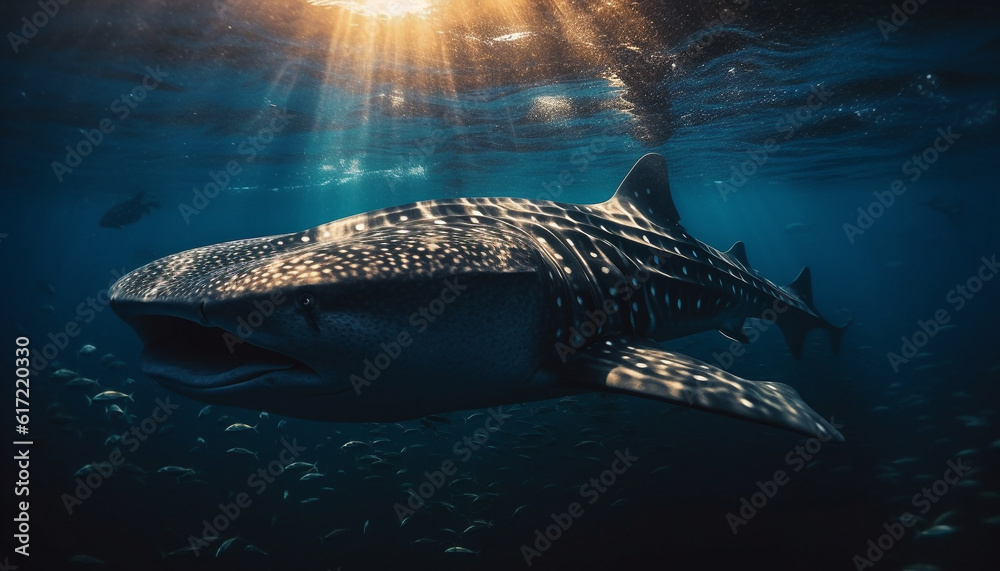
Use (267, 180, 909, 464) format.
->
(776, 267, 850, 358)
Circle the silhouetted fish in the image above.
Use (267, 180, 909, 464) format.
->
(99, 191, 160, 229)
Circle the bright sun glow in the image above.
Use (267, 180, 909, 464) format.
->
(309, 0, 432, 18)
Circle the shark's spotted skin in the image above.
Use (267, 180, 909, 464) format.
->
(111, 154, 847, 441)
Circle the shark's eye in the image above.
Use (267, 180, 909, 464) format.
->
(297, 293, 315, 309)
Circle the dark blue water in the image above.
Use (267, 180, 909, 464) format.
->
(2, 0, 999, 569)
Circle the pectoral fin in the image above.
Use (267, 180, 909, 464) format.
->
(564, 337, 843, 441)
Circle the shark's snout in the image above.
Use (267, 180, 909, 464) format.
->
(109, 243, 324, 395)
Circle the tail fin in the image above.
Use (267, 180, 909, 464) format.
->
(776, 267, 850, 358)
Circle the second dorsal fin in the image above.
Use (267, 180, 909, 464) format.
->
(724, 241, 750, 268)
(784, 267, 815, 312)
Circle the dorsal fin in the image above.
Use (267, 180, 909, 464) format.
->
(724, 241, 750, 268)
(604, 153, 682, 224)
(784, 267, 816, 312)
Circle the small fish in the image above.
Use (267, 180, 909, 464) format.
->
(104, 434, 122, 446)
(982, 515, 1000, 525)
(300, 472, 325, 481)
(512, 504, 529, 519)
(119, 463, 147, 475)
(413, 538, 436, 545)
(574, 440, 601, 449)
(197, 405, 213, 419)
(189, 437, 208, 453)
(123, 377, 137, 385)
(283, 461, 318, 473)
(78, 344, 97, 356)
(341, 440, 369, 450)
(444, 546, 479, 555)
(224, 423, 257, 432)
(932, 510, 957, 526)
(216, 535, 239, 558)
(277, 419, 287, 431)
(75, 462, 114, 477)
(364, 519, 371, 535)
(462, 523, 490, 535)
(424, 414, 452, 424)
(105, 404, 125, 420)
(321, 528, 349, 541)
(162, 545, 201, 557)
(99, 353, 116, 365)
(919, 524, 957, 537)
(244, 544, 268, 556)
(300, 497, 320, 504)
(87, 391, 133, 405)
(67, 377, 101, 389)
(259, 411, 270, 420)
(157, 466, 196, 476)
(50, 368, 79, 380)
(227, 447, 259, 459)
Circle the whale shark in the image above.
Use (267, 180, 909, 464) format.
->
(109, 154, 847, 441)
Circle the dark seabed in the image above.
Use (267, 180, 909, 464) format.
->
(1, 0, 999, 570)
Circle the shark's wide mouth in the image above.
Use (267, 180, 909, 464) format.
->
(130, 314, 316, 390)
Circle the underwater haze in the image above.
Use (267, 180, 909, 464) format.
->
(1, 0, 999, 570)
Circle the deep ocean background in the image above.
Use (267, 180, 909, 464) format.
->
(1, 0, 999, 569)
